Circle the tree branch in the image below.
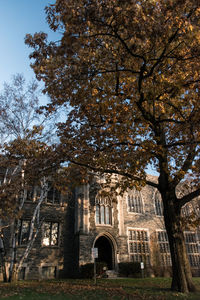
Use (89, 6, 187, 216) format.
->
(179, 188, 200, 208)
(173, 146, 197, 188)
(68, 158, 158, 189)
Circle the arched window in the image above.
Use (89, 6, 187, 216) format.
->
(95, 196, 112, 225)
(96, 205, 100, 224)
(155, 192, 163, 216)
(127, 189, 144, 213)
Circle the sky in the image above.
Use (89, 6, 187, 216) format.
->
(0, 0, 57, 90)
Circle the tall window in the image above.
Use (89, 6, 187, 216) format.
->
(155, 192, 163, 216)
(128, 229, 150, 264)
(26, 186, 40, 202)
(26, 186, 35, 201)
(157, 230, 200, 267)
(157, 231, 171, 266)
(127, 190, 144, 213)
(46, 184, 61, 204)
(184, 232, 200, 267)
(18, 220, 30, 245)
(42, 222, 59, 246)
(95, 197, 112, 225)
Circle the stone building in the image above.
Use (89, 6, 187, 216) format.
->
(71, 175, 200, 277)
(1, 175, 200, 280)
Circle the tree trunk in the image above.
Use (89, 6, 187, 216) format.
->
(16, 177, 48, 275)
(162, 193, 196, 293)
(0, 251, 7, 282)
(16, 219, 43, 274)
(0, 236, 7, 282)
(8, 232, 17, 282)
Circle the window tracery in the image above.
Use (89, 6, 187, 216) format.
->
(95, 196, 112, 225)
(154, 192, 163, 216)
(127, 189, 144, 213)
(128, 229, 150, 264)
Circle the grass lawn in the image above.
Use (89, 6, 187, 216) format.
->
(0, 277, 199, 300)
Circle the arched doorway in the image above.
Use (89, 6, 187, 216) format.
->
(94, 235, 114, 270)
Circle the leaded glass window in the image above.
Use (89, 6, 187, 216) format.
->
(25, 186, 40, 202)
(157, 230, 172, 266)
(155, 192, 163, 216)
(127, 190, 144, 213)
(184, 231, 200, 267)
(95, 196, 112, 225)
(26, 187, 35, 201)
(18, 220, 30, 245)
(128, 229, 150, 264)
(42, 222, 59, 246)
(46, 184, 61, 204)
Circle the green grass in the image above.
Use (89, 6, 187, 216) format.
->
(0, 278, 200, 300)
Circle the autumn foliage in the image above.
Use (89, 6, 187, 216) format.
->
(25, 0, 200, 293)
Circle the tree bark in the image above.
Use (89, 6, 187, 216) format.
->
(162, 192, 196, 293)
(0, 251, 7, 282)
(0, 235, 7, 282)
(8, 229, 17, 282)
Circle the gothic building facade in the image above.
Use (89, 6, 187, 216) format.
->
(1, 175, 200, 280)
(72, 175, 200, 277)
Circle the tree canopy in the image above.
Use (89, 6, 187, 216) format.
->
(0, 73, 59, 145)
(0, 73, 62, 218)
(25, 0, 200, 293)
(0, 74, 40, 142)
(26, 0, 200, 189)
(0, 136, 59, 219)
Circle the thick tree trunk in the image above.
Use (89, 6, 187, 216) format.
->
(162, 193, 196, 293)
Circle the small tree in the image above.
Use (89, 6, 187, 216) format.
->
(0, 73, 62, 281)
(0, 73, 58, 144)
(0, 137, 59, 282)
(0, 74, 40, 142)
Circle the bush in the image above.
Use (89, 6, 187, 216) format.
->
(152, 265, 172, 277)
(80, 262, 107, 279)
(80, 263, 94, 279)
(118, 262, 141, 277)
(96, 261, 108, 277)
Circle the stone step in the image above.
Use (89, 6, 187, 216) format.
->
(106, 270, 118, 278)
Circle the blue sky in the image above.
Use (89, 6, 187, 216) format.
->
(0, 0, 57, 89)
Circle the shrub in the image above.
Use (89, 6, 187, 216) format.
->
(96, 261, 108, 277)
(80, 263, 94, 279)
(152, 266, 172, 277)
(118, 262, 141, 277)
(80, 262, 107, 279)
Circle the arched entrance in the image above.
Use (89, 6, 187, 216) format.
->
(94, 235, 114, 270)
